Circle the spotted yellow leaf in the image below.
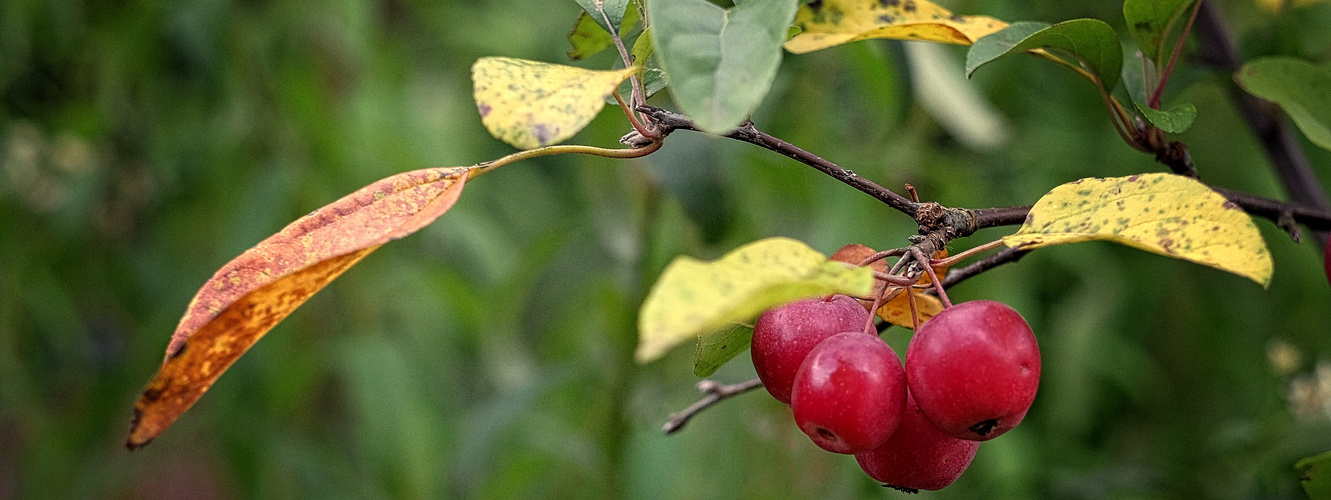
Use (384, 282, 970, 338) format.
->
(784, 0, 1008, 54)
(1003, 173, 1273, 287)
(636, 237, 875, 364)
(472, 57, 637, 149)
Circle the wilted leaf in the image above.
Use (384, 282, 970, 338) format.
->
(472, 57, 638, 149)
(649, 0, 799, 134)
(1003, 173, 1273, 287)
(1298, 450, 1331, 499)
(783, 0, 1008, 54)
(966, 19, 1122, 91)
(693, 323, 755, 377)
(876, 289, 943, 329)
(1124, 0, 1196, 65)
(126, 167, 471, 449)
(1236, 57, 1331, 151)
(636, 237, 875, 363)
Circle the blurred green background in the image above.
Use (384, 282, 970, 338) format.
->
(3, 0, 1331, 498)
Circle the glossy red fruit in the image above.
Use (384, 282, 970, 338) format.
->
(855, 391, 980, 492)
(906, 300, 1039, 441)
(752, 295, 870, 404)
(791, 332, 906, 454)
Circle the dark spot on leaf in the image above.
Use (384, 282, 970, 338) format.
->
(1128, 175, 1141, 182)
(1223, 201, 1238, 209)
(903, 0, 916, 12)
(880, 0, 899, 6)
(809, 0, 823, 10)
(878, 14, 894, 23)
(1213, 226, 1221, 231)
(532, 123, 553, 145)
(1159, 238, 1175, 249)
(950, 15, 965, 22)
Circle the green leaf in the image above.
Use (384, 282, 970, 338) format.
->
(965, 21, 1050, 78)
(630, 26, 654, 66)
(1137, 101, 1196, 133)
(649, 0, 800, 134)
(1123, 0, 1196, 65)
(472, 57, 637, 149)
(1003, 173, 1273, 287)
(1298, 450, 1331, 500)
(1236, 57, 1331, 151)
(782, 0, 1009, 54)
(568, 12, 615, 60)
(636, 237, 875, 363)
(966, 19, 1122, 92)
(693, 323, 754, 377)
(575, 0, 632, 35)
(568, 3, 641, 60)
(1121, 51, 1196, 133)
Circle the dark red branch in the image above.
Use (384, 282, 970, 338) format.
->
(1193, 1, 1331, 249)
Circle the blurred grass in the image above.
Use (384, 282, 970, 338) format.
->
(2, 0, 1331, 498)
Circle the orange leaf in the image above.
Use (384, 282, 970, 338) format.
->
(876, 288, 944, 329)
(126, 166, 471, 449)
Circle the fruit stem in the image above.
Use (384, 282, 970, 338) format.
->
(931, 240, 1006, 268)
(913, 247, 953, 309)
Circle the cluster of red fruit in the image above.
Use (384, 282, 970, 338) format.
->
(751, 295, 1040, 492)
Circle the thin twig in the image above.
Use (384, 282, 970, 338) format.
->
(940, 247, 1031, 289)
(663, 378, 764, 434)
(1149, 0, 1204, 108)
(638, 105, 921, 217)
(912, 247, 952, 308)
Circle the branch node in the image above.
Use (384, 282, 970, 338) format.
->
(1277, 211, 1303, 243)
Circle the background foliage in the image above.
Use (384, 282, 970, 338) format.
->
(3, 0, 1331, 498)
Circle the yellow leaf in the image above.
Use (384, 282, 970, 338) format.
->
(877, 288, 944, 329)
(783, 0, 1008, 55)
(126, 166, 470, 449)
(636, 237, 875, 364)
(1003, 173, 1273, 287)
(472, 57, 637, 149)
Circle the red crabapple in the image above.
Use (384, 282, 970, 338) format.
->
(854, 391, 980, 492)
(751, 295, 870, 404)
(906, 300, 1040, 441)
(791, 332, 906, 454)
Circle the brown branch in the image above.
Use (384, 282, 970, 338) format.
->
(663, 378, 764, 434)
(1193, 1, 1331, 250)
(638, 105, 921, 217)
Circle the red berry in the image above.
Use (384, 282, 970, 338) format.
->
(855, 391, 980, 492)
(751, 295, 870, 404)
(906, 300, 1040, 441)
(791, 332, 906, 454)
